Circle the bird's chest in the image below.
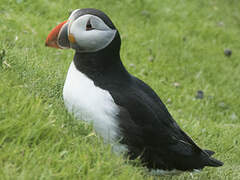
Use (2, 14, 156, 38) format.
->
(63, 62, 120, 142)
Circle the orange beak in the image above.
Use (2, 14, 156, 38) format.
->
(45, 20, 68, 49)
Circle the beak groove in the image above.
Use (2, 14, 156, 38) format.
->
(45, 20, 69, 49)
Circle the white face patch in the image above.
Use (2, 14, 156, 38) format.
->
(68, 14, 116, 52)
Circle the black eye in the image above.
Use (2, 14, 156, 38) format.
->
(86, 19, 94, 31)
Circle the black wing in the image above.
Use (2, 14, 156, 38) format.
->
(109, 76, 223, 171)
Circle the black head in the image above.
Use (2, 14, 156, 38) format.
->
(46, 8, 121, 55)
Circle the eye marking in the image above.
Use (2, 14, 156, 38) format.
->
(86, 19, 94, 31)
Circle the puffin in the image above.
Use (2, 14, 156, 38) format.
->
(45, 8, 223, 174)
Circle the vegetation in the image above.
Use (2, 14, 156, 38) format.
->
(0, 0, 239, 179)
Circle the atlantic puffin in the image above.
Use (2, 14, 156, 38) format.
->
(45, 8, 223, 174)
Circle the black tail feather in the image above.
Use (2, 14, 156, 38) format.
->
(206, 156, 224, 167)
(204, 149, 215, 156)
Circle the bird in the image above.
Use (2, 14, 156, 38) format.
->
(45, 8, 223, 175)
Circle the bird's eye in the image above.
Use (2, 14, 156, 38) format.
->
(86, 19, 94, 31)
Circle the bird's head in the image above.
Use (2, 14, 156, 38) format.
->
(45, 8, 120, 54)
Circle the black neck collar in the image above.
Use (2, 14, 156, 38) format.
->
(73, 31, 130, 84)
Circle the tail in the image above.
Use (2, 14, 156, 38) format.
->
(203, 149, 223, 167)
(204, 149, 215, 156)
(207, 157, 224, 167)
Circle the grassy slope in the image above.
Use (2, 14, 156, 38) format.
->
(0, 0, 239, 179)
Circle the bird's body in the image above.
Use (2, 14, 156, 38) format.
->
(46, 8, 223, 174)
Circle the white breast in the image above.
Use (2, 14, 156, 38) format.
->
(63, 62, 121, 144)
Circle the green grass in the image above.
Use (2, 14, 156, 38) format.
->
(0, 0, 240, 179)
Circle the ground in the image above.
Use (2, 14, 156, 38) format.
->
(0, 0, 240, 179)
